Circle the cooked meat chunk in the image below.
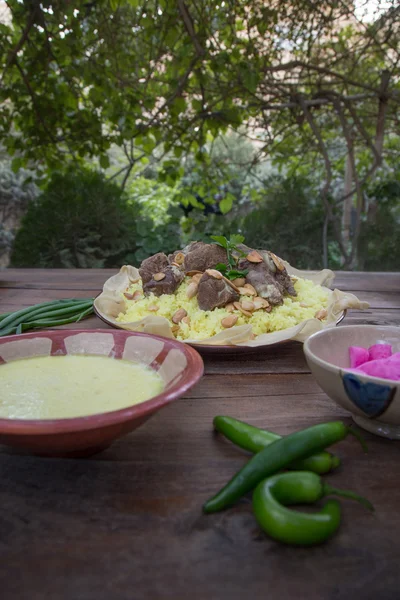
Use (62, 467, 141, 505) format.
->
(197, 273, 239, 311)
(139, 253, 169, 284)
(276, 269, 296, 297)
(183, 242, 228, 273)
(232, 243, 253, 260)
(141, 265, 184, 297)
(139, 253, 184, 296)
(259, 250, 297, 297)
(239, 260, 284, 304)
(238, 250, 296, 305)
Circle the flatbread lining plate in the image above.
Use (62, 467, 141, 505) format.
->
(94, 262, 369, 352)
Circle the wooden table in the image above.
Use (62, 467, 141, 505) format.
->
(1, 269, 400, 600)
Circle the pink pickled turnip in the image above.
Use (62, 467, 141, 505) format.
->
(349, 346, 369, 368)
(356, 358, 400, 381)
(368, 343, 392, 361)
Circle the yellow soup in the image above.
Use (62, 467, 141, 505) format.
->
(0, 355, 164, 419)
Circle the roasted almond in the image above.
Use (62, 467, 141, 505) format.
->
(233, 301, 252, 317)
(191, 273, 203, 284)
(244, 283, 257, 295)
(241, 300, 255, 312)
(133, 290, 143, 301)
(253, 297, 270, 310)
(147, 304, 159, 312)
(246, 250, 263, 263)
(314, 308, 328, 320)
(172, 308, 187, 324)
(205, 269, 223, 280)
(186, 282, 198, 299)
(186, 270, 203, 277)
(174, 252, 185, 265)
(171, 324, 180, 334)
(225, 303, 235, 313)
(153, 272, 166, 281)
(123, 292, 135, 300)
(238, 286, 256, 297)
(221, 314, 239, 328)
(181, 316, 191, 325)
(232, 277, 246, 287)
(223, 277, 240, 293)
(269, 252, 285, 271)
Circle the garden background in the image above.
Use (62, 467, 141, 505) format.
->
(1, 0, 399, 272)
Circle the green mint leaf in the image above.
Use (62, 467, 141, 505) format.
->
(229, 234, 245, 245)
(225, 269, 248, 280)
(210, 235, 228, 249)
(215, 263, 228, 273)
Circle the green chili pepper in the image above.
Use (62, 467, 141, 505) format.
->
(252, 471, 373, 546)
(213, 416, 340, 475)
(203, 421, 366, 514)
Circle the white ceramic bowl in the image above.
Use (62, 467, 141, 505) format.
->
(304, 325, 400, 439)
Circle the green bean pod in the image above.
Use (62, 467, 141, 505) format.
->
(14, 306, 94, 334)
(213, 416, 340, 475)
(252, 471, 373, 546)
(203, 421, 361, 514)
(0, 310, 14, 323)
(19, 301, 93, 323)
(0, 299, 93, 332)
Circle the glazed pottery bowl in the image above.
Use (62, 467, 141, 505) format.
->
(0, 329, 204, 457)
(304, 325, 400, 439)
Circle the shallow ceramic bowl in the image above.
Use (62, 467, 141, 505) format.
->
(0, 329, 204, 457)
(304, 325, 400, 439)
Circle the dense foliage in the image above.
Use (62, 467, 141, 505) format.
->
(236, 177, 329, 270)
(1, 1, 399, 270)
(0, 160, 38, 264)
(11, 170, 139, 267)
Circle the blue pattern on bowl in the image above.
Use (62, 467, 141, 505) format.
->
(342, 372, 395, 418)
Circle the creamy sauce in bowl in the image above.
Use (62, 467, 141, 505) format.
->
(0, 355, 164, 420)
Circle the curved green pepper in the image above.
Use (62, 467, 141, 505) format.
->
(253, 471, 373, 546)
(213, 416, 340, 474)
(203, 421, 366, 513)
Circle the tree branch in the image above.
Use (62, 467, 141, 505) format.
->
(1, 3, 38, 81)
(177, 0, 205, 57)
(296, 94, 348, 261)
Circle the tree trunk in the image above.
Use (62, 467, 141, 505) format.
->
(341, 152, 353, 266)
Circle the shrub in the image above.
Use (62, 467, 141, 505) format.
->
(358, 176, 400, 271)
(236, 176, 327, 270)
(11, 169, 140, 268)
(0, 161, 38, 265)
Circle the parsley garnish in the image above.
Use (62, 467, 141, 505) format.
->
(210, 235, 249, 280)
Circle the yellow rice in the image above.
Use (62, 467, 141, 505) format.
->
(116, 276, 330, 342)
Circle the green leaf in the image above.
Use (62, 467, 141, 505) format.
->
(224, 269, 248, 280)
(174, 146, 183, 158)
(210, 235, 228, 248)
(11, 157, 24, 173)
(215, 262, 228, 273)
(230, 234, 245, 245)
(219, 195, 233, 214)
(99, 155, 110, 169)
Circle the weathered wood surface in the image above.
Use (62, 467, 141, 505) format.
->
(0, 269, 400, 600)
